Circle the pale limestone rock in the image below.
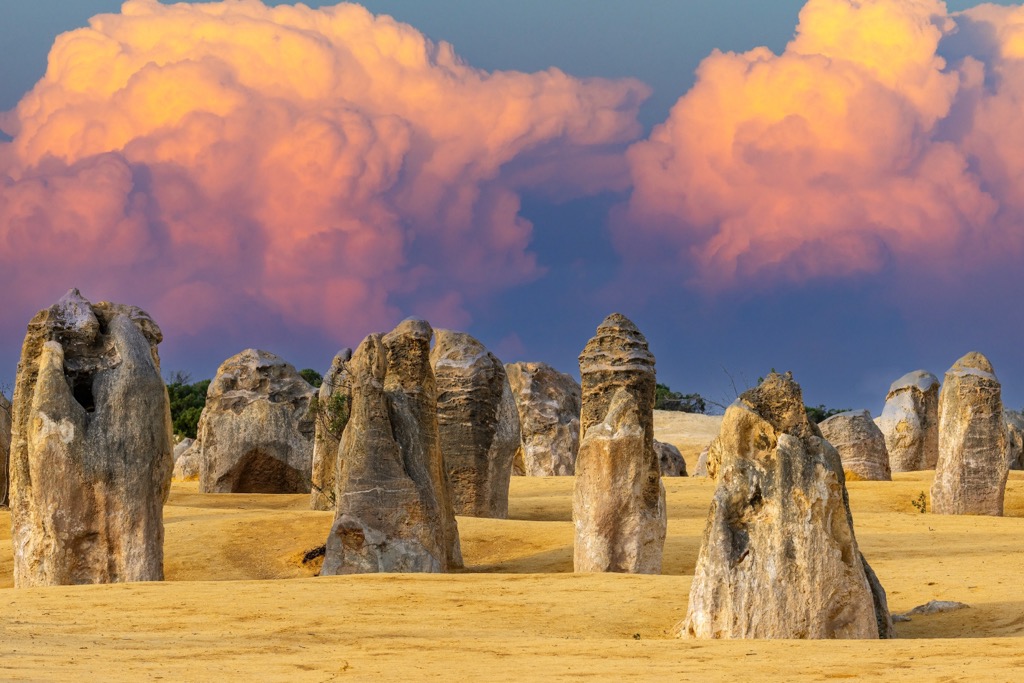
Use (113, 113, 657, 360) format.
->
(322, 319, 462, 574)
(931, 352, 1008, 516)
(875, 370, 939, 472)
(654, 440, 687, 476)
(431, 330, 519, 518)
(172, 441, 200, 481)
(505, 362, 581, 476)
(197, 349, 315, 494)
(694, 445, 710, 477)
(173, 437, 194, 461)
(1004, 410, 1024, 471)
(10, 289, 173, 586)
(680, 372, 892, 639)
(573, 313, 665, 574)
(309, 349, 352, 511)
(819, 410, 891, 481)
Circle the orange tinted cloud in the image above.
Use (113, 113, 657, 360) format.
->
(625, 0, 1021, 287)
(0, 0, 647, 336)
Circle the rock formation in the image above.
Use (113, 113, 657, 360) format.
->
(573, 313, 666, 574)
(322, 319, 462, 574)
(172, 441, 200, 481)
(505, 362, 581, 476)
(0, 393, 11, 507)
(173, 437, 194, 462)
(197, 349, 315, 494)
(431, 330, 520, 518)
(309, 349, 352, 511)
(654, 440, 687, 477)
(10, 289, 173, 586)
(1004, 410, 1024, 471)
(931, 353, 1008, 516)
(874, 370, 939, 472)
(819, 410, 891, 481)
(680, 372, 892, 639)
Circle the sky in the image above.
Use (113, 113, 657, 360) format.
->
(2, 0, 1024, 414)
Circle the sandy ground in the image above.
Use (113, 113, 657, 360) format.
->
(0, 420, 1022, 680)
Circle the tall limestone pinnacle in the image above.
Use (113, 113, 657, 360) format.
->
(10, 289, 173, 587)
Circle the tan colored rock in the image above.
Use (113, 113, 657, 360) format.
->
(322, 319, 462, 574)
(680, 372, 892, 639)
(10, 289, 173, 587)
(172, 440, 200, 481)
(573, 313, 665, 574)
(875, 370, 939, 472)
(931, 352, 1008, 516)
(505, 362, 581, 476)
(431, 330, 520, 518)
(654, 440, 687, 476)
(694, 445, 710, 477)
(0, 392, 11, 507)
(1004, 410, 1024, 471)
(309, 349, 352, 511)
(819, 410, 891, 481)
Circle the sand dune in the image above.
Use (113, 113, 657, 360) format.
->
(0, 419, 1022, 680)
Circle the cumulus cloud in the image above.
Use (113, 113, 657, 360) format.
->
(0, 0, 647, 339)
(625, 0, 1024, 288)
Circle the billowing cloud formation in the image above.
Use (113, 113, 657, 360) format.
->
(0, 0, 647, 337)
(625, 0, 1024, 287)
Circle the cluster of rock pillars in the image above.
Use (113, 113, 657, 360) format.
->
(2, 288, 1018, 640)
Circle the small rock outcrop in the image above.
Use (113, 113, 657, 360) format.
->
(197, 349, 315, 494)
(10, 289, 173, 586)
(431, 330, 520, 518)
(309, 349, 352, 511)
(322, 319, 462, 574)
(654, 440, 687, 476)
(694, 445, 710, 477)
(0, 393, 11, 507)
(931, 353, 1008, 516)
(505, 362, 581, 476)
(573, 313, 666, 574)
(1004, 410, 1024, 471)
(680, 372, 892, 639)
(172, 441, 200, 481)
(173, 438, 194, 462)
(819, 410, 891, 481)
(875, 370, 939, 472)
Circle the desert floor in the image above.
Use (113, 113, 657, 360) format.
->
(0, 412, 1022, 681)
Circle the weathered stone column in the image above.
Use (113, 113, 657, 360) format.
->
(875, 370, 939, 472)
(505, 362, 581, 476)
(310, 349, 352, 511)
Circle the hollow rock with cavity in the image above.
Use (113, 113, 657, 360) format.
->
(310, 348, 352, 511)
(505, 362, 581, 476)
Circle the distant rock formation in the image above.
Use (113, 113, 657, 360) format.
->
(874, 370, 939, 472)
(694, 445, 710, 478)
(931, 353, 1008, 516)
(309, 349, 352, 511)
(197, 349, 315, 494)
(505, 362, 581, 476)
(573, 313, 666, 574)
(819, 410, 891, 481)
(173, 437, 194, 462)
(431, 330, 520, 518)
(0, 392, 11, 507)
(680, 372, 892, 639)
(10, 289, 173, 586)
(172, 440, 200, 481)
(654, 440, 687, 477)
(322, 319, 462, 574)
(1004, 410, 1024, 471)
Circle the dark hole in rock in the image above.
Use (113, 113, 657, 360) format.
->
(72, 376, 96, 413)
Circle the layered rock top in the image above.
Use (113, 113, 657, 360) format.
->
(875, 370, 939, 472)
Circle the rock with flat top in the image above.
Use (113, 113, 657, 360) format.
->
(819, 410, 891, 481)
(309, 349, 352, 511)
(680, 372, 892, 639)
(10, 289, 173, 587)
(931, 352, 1008, 516)
(654, 440, 687, 476)
(875, 370, 939, 472)
(573, 313, 666, 574)
(197, 349, 315, 494)
(505, 362, 581, 476)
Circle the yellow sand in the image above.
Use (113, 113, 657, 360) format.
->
(0, 458, 1022, 679)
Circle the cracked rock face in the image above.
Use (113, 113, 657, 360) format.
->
(875, 370, 939, 472)
(680, 372, 892, 639)
(431, 330, 519, 519)
(321, 319, 462, 574)
(310, 349, 352, 511)
(10, 289, 173, 587)
(573, 313, 666, 574)
(196, 349, 315, 494)
(931, 352, 1008, 516)
(819, 410, 891, 481)
(505, 362, 581, 476)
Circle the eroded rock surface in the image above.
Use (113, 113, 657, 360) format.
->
(322, 319, 462, 574)
(0, 393, 11, 507)
(573, 313, 665, 574)
(931, 353, 1008, 516)
(10, 289, 173, 586)
(875, 370, 939, 472)
(197, 349, 315, 494)
(505, 362, 581, 476)
(680, 372, 892, 639)
(654, 440, 687, 477)
(431, 330, 519, 518)
(310, 349, 352, 511)
(1004, 410, 1024, 471)
(819, 410, 891, 481)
